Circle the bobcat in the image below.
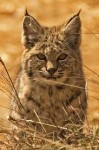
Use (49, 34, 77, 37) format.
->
(10, 10, 87, 132)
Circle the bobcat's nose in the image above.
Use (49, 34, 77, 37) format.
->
(46, 61, 57, 75)
(47, 68, 56, 75)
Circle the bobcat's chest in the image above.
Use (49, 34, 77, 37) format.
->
(19, 83, 68, 125)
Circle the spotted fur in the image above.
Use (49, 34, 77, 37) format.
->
(10, 11, 87, 132)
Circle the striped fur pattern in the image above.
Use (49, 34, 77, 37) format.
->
(10, 11, 87, 132)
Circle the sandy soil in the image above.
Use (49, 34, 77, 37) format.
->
(0, 0, 99, 127)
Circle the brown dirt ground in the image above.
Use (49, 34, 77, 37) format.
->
(0, 0, 99, 129)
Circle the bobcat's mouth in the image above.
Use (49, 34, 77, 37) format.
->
(41, 74, 63, 80)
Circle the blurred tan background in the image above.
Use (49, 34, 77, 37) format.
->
(0, 0, 99, 126)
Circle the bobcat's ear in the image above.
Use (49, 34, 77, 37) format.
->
(62, 11, 81, 49)
(22, 10, 44, 49)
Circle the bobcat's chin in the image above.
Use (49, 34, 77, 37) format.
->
(39, 74, 67, 86)
(40, 70, 64, 80)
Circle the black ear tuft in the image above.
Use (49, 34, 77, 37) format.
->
(25, 7, 29, 16)
(66, 10, 81, 27)
(76, 9, 81, 16)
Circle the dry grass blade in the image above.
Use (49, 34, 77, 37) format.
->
(68, 53, 99, 77)
(89, 78, 99, 86)
(0, 57, 26, 113)
(33, 109, 47, 133)
(34, 77, 99, 94)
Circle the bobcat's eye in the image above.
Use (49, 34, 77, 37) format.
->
(57, 53, 67, 61)
(36, 53, 46, 61)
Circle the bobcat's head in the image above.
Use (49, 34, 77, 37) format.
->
(21, 10, 81, 84)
